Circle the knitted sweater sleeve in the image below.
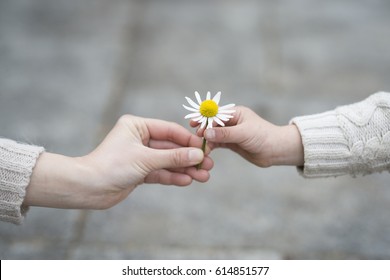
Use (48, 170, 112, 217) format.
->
(290, 91, 390, 178)
(0, 138, 44, 224)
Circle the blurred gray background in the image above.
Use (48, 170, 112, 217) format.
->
(1, 0, 390, 259)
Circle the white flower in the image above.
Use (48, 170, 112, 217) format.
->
(183, 91, 235, 129)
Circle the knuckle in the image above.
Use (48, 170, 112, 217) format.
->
(117, 114, 132, 123)
(170, 150, 183, 167)
(219, 128, 230, 139)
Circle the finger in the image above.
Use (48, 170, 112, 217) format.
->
(149, 140, 212, 157)
(196, 126, 206, 137)
(203, 125, 244, 144)
(144, 170, 193, 186)
(194, 120, 220, 137)
(190, 120, 199, 128)
(165, 156, 214, 174)
(144, 165, 211, 185)
(196, 155, 213, 170)
(146, 119, 203, 148)
(183, 167, 210, 183)
(148, 147, 204, 171)
(194, 113, 240, 137)
(148, 140, 212, 155)
(148, 140, 181, 150)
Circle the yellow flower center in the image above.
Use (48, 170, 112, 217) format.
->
(199, 100, 218, 117)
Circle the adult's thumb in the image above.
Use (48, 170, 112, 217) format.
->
(149, 148, 204, 170)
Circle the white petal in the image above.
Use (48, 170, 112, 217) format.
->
(216, 113, 233, 121)
(213, 117, 225, 127)
(197, 116, 206, 123)
(193, 115, 204, 122)
(207, 118, 214, 129)
(219, 109, 235, 114)
(206, 91, 211, 100)
(194, 91, 202, 105)
(219, 103, 235, 110)
(217, 113, 234, 118)
(185, 97, 200, 109)
(200, 118, 208, 129)
(184, 112, 201, 119)
(183, 104, 198, 112)
(212, 91, 221, 105)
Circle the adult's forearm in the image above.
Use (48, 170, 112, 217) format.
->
(24, 153, 100, 209)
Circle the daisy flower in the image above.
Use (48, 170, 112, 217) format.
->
(183, 91, 235, 169)
(183, 91, 235, 129)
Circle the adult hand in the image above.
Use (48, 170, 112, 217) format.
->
(24, 115, 213, 210)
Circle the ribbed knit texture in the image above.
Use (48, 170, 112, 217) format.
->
(0, 138, 44, 224)
(291, 91, 390, 178)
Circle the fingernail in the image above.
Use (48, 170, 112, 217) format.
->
(205, 129, 215, 140)
(189, 149, 204, 162)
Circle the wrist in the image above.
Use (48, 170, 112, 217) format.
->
(269, 124, 304, 166)
(24, 152, 102, 209)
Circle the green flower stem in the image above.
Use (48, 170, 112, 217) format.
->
(197, 137, 207, 170)
(197, 120, 208, 170)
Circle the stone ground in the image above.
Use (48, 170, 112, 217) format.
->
(1, 0, 390, 259)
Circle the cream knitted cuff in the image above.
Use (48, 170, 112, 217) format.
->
(0, 138, 44, 224)
(291, 92, 390, 178)
(291, 110, 351, 177)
